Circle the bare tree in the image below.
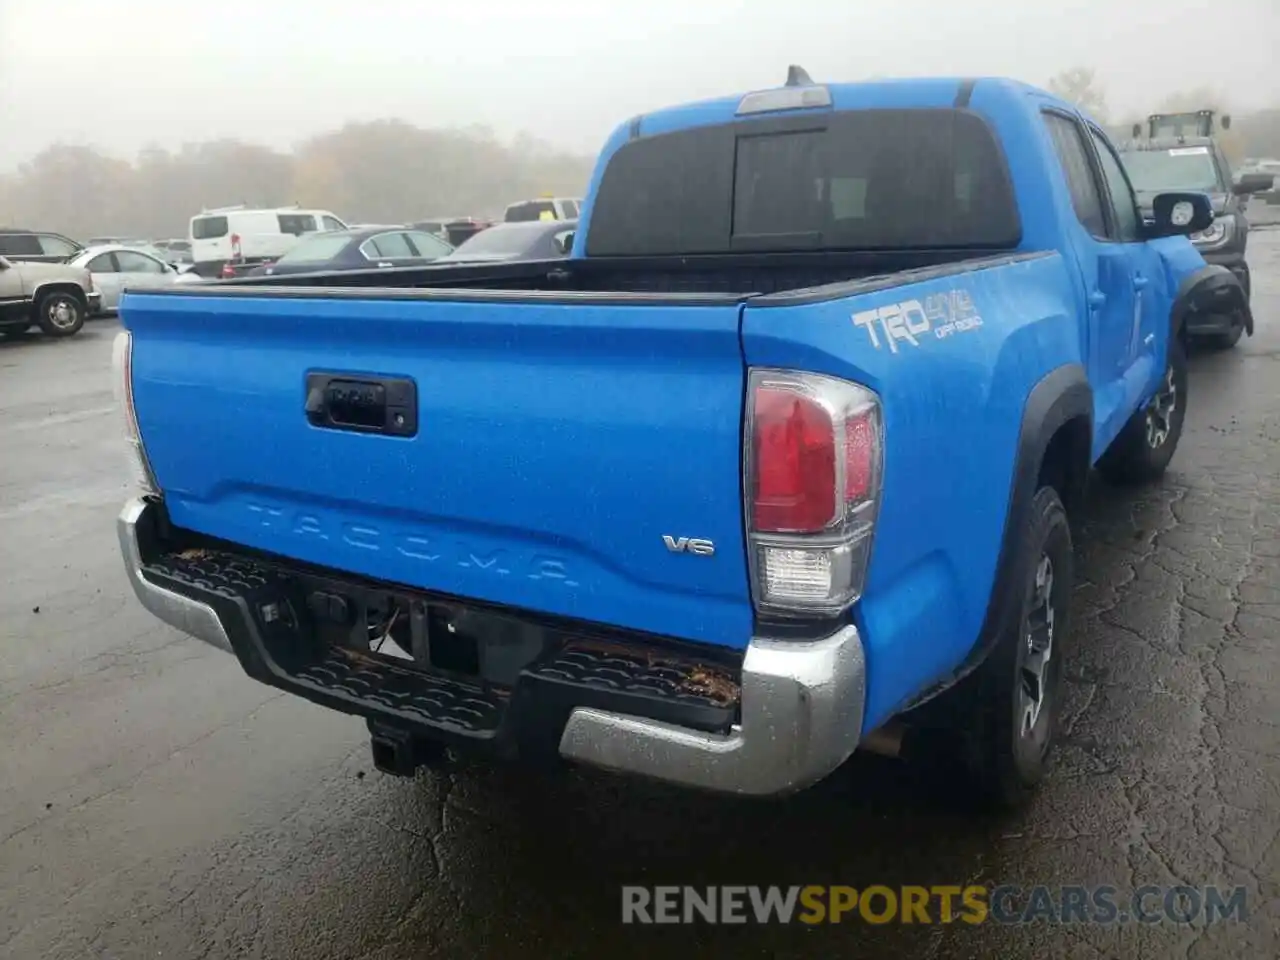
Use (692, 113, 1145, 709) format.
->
(0, 123, 595, 241)
(1047, 67, 1110, 122)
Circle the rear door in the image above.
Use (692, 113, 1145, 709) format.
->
(0, 258, 26, 320)
(267, 213, 318, 259)
(1085, 124, 1164, 402)
(124, 290, 754, 648)
(190, 215, 230, 267)
(405, 231, 453, 261)
(85, 251, 124, 310)
(1042, 110, 1142, 455)
(115, 250, 173, 294)
(359, 231, 421, 269)
(0, 233, 45, 263)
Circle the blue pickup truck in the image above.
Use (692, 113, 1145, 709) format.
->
(114, 72, 1247, 809)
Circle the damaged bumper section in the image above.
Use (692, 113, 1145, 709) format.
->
(118, 497, 867, 796)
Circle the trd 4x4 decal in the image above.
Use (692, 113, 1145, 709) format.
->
(852, 289, 983, 353)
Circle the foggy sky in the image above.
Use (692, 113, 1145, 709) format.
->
(2, 0, 1277, 170)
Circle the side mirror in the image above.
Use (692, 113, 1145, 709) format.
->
(554, 231, 575, 255)
(1232, 172, 1275, 196)
(1147, 191, 1215, 238)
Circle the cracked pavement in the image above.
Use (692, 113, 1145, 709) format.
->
(2, 236, 1278, 959)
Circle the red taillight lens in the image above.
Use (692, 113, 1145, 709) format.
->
(844, 410, 876, 502)
(746, 369, 882, 616)
(220, 263, 235, 278)
(752, 385, 838, 533)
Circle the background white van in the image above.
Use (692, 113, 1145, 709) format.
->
(188, 206, 348, 277)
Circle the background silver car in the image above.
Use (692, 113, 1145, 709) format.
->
(68, 244, 192, 314)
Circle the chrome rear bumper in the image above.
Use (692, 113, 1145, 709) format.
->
(559, 625, 866, 796)
(118, 497, 867, 796)
(118, 498, 232, 653)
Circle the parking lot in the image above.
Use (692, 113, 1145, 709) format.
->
(2, 233, 1279, 960)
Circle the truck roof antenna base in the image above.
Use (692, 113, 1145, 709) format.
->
(786, 65, 814, 87)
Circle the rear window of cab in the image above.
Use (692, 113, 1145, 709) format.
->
(505, 201, 558, 223)
(586, 108, 1020, 256)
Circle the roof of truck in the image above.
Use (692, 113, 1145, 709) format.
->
(616, 76, 1086, 144)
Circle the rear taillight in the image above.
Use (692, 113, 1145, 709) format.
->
(111, 331, 159, 497)
(230, 232, 242, 259)
(746, 369, 882, 616)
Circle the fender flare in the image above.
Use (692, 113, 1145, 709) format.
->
(904, 363, 1093, 714)
(1172, 263, 1252, 337)
(29, 281, 90, 311)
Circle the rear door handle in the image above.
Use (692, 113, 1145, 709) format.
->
(1088, 290, 1107, 309)
(1133, 275, 1150, 291)
(377, 262, 393, 268)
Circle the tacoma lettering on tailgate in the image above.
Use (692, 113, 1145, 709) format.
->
(244, 502, 579, 586)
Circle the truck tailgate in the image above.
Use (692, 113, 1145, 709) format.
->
(122, 290, 754, 647)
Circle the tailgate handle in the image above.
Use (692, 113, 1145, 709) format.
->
(305, 373, 418, 437)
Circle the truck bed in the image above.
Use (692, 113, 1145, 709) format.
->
(202, 248, 1027, 301)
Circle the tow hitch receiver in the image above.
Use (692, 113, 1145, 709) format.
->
(367, 721, 448, 777)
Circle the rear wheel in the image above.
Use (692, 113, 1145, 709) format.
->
(1205, 314, 1245, 350)
(951, 487, 1073, 810)
(1096, 334, 1187, 485)
(34, 291, 85, 338)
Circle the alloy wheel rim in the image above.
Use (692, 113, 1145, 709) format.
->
(1145, 368, 1177, 449)
(47, 299, 76, 329)
(1019, 554, 1055, 741)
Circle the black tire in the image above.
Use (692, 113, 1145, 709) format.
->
(946, 487, 1074, 810)
(34, 290, 86, 338)
(1205, 314, 1245, 350)
(1095, 334, 1187, 485)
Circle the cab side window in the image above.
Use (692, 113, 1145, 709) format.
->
(116, 251, 167, 274)
(278, 214, 318, 236)
(38, 234, 81, 258)
(405, 231, 452, 257)
(368, 232, 415, 258)
(1213, 146, 1233, 191)
(0, 234, 43, 256)
(1088, 128, 1143, 242)
(1043, 112, 1107, 237)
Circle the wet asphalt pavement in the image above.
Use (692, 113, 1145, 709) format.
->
(2, 236, 1279, 960)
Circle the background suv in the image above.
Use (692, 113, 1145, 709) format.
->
(0, 255, 100, 339)
(0, 228, 85, 264)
